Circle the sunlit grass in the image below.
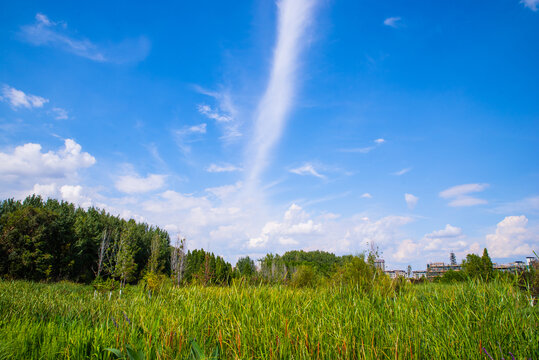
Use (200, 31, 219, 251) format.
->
(0, 279, 537, 359)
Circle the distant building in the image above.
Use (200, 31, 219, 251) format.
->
(412, 270, 427, 279)
(526, 257, 537, 268)
(493, 261, 527, 273)
(385, 269, 406, 279)
(374, 259, 385, 271)
(426, 262, 461, 279)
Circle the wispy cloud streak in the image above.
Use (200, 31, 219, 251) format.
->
(246, 0, 316, 188)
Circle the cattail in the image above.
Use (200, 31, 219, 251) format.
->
(111, 316, 118, 329)
(122, 311, 131, 326)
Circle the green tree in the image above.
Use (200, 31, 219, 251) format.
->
(236, 256, 256, 277)
(115, 222, 138, 287)
(462, 253, 483, 279)
(450, 252, 457, 266)
(481, 248, 494, 281)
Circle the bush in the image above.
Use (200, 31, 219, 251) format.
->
(291, 265, 317, 288)
(437, 270, 467, 283)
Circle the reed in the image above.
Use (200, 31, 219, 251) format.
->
(0, 279, 536, 359)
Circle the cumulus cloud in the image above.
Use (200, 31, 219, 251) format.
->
(486, 215, 537, 257)
(1, 85, 48, 109)
(0, 139, 95, 181)
(352, 215, 414, 248)
(384, 17, 402, 28)
(521, 0, 539, 11)
(248, 203, 322, 248)
(290, 163, 325, 179)
(404, 193, 418, 210)
(246, 0, 316, 188)
(206, 163, 242, 173)
(19, 13, 150, 63)
(115, 173, 166, 194)
(374, 138, 385, 144)
(425, 224, 463, 239)
(439, 183, 489, 207)
(27, 182, 92, 207)
(393, 239, 420, 261)
(360, 193, 372, 199)
(60, 184, 92, 207)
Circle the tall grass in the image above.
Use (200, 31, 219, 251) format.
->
(0, 279, 537, 359)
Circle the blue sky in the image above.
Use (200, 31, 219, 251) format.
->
(1, 0, 538, 270)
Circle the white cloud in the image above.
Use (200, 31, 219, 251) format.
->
(51, 107, 68, 120)
(248, 203, 322, 248)
(19, 13, 150, 63)
(521, 0, 539, 11)
(60, 184, 92, 207)
(205, 182, 243, 200)
(384, 17, 401, 28)
(352, 215, 414, 248)
(206, 163, 242, 173)
(179, 124, 207, 134)
(30, 183, 58, 199)
(197, 104, 232, 123)
(439, 183, 489, 207)
(393, 239, 420, 261)
(194, 87, 242, 141)
(393, 167, 411, 176)
(486, 215, 537, 257)
(246, 0, 316, 187)
(340, 146, 375, 154)
(115, 173, 166, 194)
(0, 139, 95, 181)
(360, 193, 372, 199)
(174, 124, 207, 154)
(404, 193, 418, 210)
(1, 85, 49, 109)
(424, 224, 463, 239)
(493, 196, 539, 214)
(339, 139, 386, 154)
(290, 163, 325, 179)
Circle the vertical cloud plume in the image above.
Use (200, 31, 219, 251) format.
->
(246, 0, 316, 189)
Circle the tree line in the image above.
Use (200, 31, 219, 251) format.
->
(1, 196, 537, 292)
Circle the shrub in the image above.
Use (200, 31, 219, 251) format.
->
(291, 265, 317, 288)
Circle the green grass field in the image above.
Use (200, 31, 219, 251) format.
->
(0, 279, 537, 359)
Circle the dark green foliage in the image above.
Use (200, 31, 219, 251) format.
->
(481, 248, 494, 281)
(291, 265, 317, 288)
(183, 249, 232, 285)
(437, 270, 467, 283)
(462, 248, 494, 281)
(235, 256, 256, 277)
(0, 195, 170, 283)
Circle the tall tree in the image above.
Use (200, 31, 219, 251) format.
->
(236, 256, 256, 277)
(171, 236, 186, 286)
(481, 248, 494, 281)
(450, 252, 457, 266)
(115, 222, 138, 287)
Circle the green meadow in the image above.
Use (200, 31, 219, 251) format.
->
(0, 279, 537, 360)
